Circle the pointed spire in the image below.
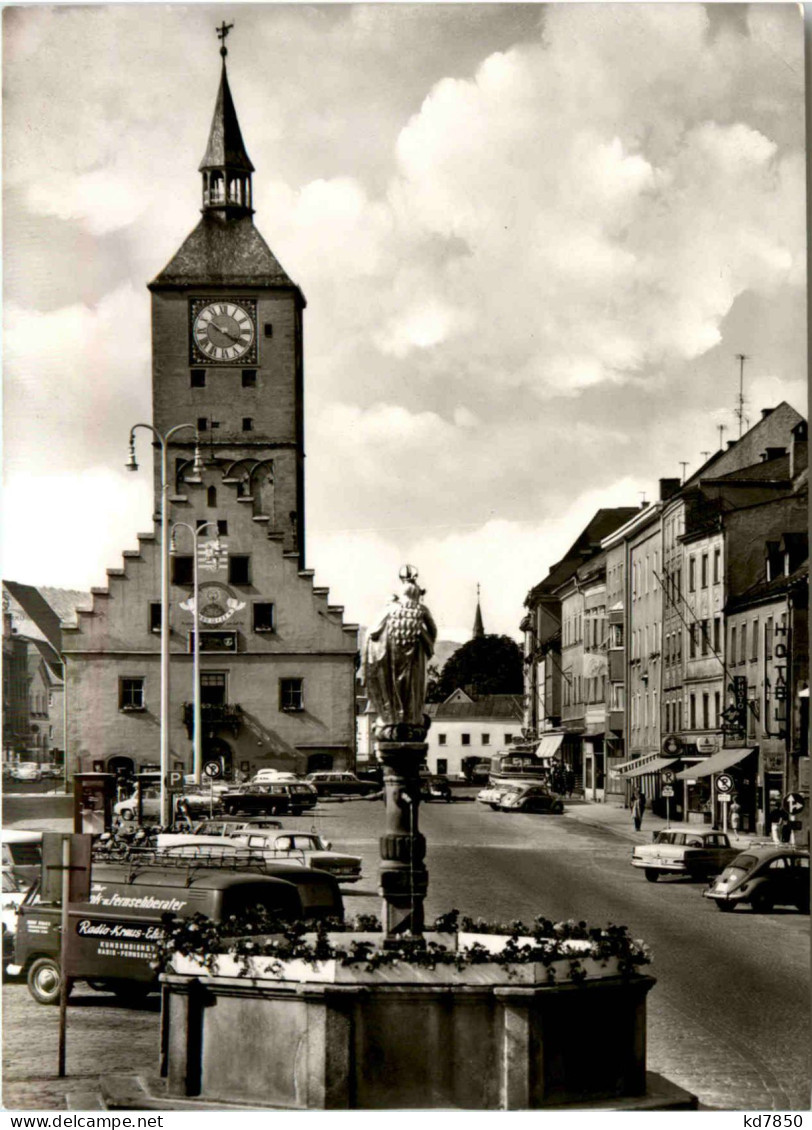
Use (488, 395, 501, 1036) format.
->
(473, 583, 485, 639)
(199, 25, 254, 217)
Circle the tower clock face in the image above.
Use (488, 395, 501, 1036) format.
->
(190, 298, 257, 365)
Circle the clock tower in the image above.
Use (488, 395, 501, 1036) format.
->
(148, 30, 306, 565)
(63, 29, 358, 784)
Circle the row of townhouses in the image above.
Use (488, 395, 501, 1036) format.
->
(522, 403, 809, 836)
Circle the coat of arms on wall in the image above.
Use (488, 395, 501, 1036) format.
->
(179, 583, 246, 625)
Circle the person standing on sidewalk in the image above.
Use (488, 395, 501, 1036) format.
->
(631, 789, 644, 831)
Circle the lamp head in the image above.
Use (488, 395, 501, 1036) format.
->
(126, 438, 139, 473)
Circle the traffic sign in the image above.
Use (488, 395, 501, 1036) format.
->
(784, 793, 805, 815)
(661, 786, 675, 798)
(202, 760, 222, 780)
(717, 793, 731, 803)
(716, 774, 734, 794)
(168, 771, 183, 787)
(661, 769, 675, 786)
(662, 735, 682, 756)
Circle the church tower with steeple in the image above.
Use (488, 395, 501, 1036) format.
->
(149, 24, 306, 564)
(472, 584, 485, 639)
(62, 29, 358, 782)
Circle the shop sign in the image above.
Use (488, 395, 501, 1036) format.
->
(763, 750, 783, 771)
(696, 735, 719, 754)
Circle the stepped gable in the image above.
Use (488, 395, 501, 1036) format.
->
(149, 214, 300, 292)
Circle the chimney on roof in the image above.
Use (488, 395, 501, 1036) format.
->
(761, 408, 774, 420)
(790, 420, 808, 479)
(659, 478, 681, 502)
(726, 440, 737, 450)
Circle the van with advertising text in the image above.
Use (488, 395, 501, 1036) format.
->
(11, 859, 342, 1006)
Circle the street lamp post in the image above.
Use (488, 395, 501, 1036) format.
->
(170, 521, 221, 784)
(127, 423, 202, 825)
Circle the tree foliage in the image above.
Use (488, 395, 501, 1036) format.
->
(428, 634, 524, 703)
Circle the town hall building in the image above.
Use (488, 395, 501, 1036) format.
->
(62, 37, 359, 780)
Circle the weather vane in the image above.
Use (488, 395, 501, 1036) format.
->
(217, 20, 234, 58)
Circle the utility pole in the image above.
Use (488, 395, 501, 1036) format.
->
(735, 353, 749, 438)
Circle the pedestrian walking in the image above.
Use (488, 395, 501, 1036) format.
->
(729, 798, 741, 836)
(565, 768, 575, 798)
(631, 789, 644, 831)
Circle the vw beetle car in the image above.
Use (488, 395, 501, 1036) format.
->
(704, 845, 810, 912)
(631, 829, 740, 882)
(477, 782, 523, 810)
(499, 785, 564, 814)
(421, 775, 452, 803)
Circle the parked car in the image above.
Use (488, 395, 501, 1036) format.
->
(2, 869, 29, 972)
(631, 829, 741, 883)
(2, 831, 42, 885)
(221, 783, 313, 817)
(477, 782, 523, 810)
(465, 761, 492, 785)
(305, 772, 379, 797)
(173, 786, 224, 820)
(11, 763, 42, 783)
(192, 818, 284, 836)
(252, 769, 301, 784)
(499, 785, 565, 814)
(114, 784, 161, 823)
(355, 766, 384, 788)
(704, 846, 810, 913)
(39, 765, 63, 780)
(229, 830, 362, 883)
(420, 775, 452, 803)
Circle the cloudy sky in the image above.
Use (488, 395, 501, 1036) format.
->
(3, 3, 806, 641)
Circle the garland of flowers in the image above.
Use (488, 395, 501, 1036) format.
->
(153, 906, 651, 983)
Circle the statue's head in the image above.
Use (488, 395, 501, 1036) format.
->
(399, 563, 425, 601)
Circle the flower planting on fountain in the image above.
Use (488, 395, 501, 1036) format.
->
(155, 906, 652, 985)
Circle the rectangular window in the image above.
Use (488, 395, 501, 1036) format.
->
(751, 619, 759, 661)
(765, 617, 773, 659)
(119, 677, 145, 711)
(504, 733, 514, 744)
(172, 555, 193, 585)
(714, 691, 721, 728)
(242, 417, 254, 432)
(713, 616, 721, 654)
(149, 602, 162, 633)
(713, 548, 721, 583)
(241, 370, 257, 388)
(689, 694, 696, 730)
(701, 619, 710, 657)
(730, 625, 737, 665)
(197, 417, 208, 432)
(190, 369, 206, 388)
(739, 623, 746, 665)
(702, 693, 709, 730)
(436, 758, 448, 775)
(481, 733, 490, 745)
(689, 557, 696, 592)
(438, 734, 447, 746)
(279, 677, 304, 712)
(677, 699, 682, 731)
(217, 520, 228, 536)
(689, 623, 697, 659)
(264, 322, 273, 338)
(701, 554, 708, 588)
(228, 555, 251, 585)
(200, 673, 226, 705)
(252, 602, 275, 632)
(461, 733, 471, 746)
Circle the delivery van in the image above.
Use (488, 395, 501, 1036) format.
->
(2, 830, 42, 885)
(11, 859, 343, 1006)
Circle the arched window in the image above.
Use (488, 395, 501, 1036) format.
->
(207, 485, 217, 508)
(210, 172, 225, 204)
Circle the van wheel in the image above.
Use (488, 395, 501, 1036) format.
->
(644, 869, 660, 883)
(750, 889, 774, 914)
(27, 957, 66, 1005)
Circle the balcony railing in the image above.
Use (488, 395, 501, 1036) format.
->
(181, 702, 243, 739)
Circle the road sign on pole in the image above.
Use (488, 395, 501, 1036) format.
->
(661, 769, 675, 786)
(662, 785, 675, 798)
(717, 793, 731, 802)
(203, 760, 222, 780)
(716, 774, 733, 794)
(784, 793, 805, 815)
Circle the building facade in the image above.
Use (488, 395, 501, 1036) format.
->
(61, 47, 358, 780)
(425, 691, 523, 777)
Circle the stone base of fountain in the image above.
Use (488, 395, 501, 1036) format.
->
(154, 944, 694, 1110)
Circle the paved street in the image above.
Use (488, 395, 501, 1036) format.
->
(3, 794, 810, 1111)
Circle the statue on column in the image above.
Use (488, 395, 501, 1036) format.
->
(364, 565, 437, 741)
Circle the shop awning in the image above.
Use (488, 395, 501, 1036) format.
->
(612, 752, 670, 775)
(535, 734, 564, 760)
(620, 756, 679, 779)
(675, 747, 755, 780)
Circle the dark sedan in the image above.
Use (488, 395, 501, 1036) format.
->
(221, 783, 313, 816)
